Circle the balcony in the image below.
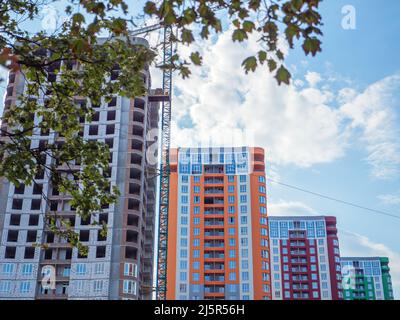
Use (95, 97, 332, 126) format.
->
(291, 258, 307, 264)
(291, 267, 308, 273)
(204, 286, 225, 294)
(205, 275, 225, 282)
(204, 240, 224, 248)
(290, 250, 307, 255)
(204, 263, 224, 271)
(204, 230, 224, 237)
(204, 178, 224, 184)
(204, 187, 224, 195)
(204, 197, 224, 205)
(204, 208, 224, 215)
(204, 252, 225, 259)
(204, 165, 224, 174)
(204, 219, 224, 227)
(290, 241, 306, 247)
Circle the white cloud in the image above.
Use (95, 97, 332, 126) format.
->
(305, 71, 322, 87)
(148, 27, 400, 179)
(340, 75, 400, 179)
(169, 29, 349, 168)
(339, 230, 400, 299)
(378, 191, 400, 205)
(268, 200, 318, 217)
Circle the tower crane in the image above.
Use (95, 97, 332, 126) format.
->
(130, 24, 173, 301)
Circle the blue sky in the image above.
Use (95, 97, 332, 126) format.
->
(1, 0, 399, 298)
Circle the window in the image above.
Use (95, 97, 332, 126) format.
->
(22, 264, 33, 276)
(193, 239, 200, 247)
(229, 272, 236, 281)
(107, 110, 116, 121)
(24, 247, 35, 259)
(14, 184, 25, 194)
(228, 175, 234, 183)
(2, 263, 14, 275)
(228, 185, 234, 193)
(20, 281, 31, 293)
(0, 281, 11, 294)
(124, 263, 137, 277)
(240, 195, 247, 203)
(181, 227, 187, 236)
(123, 280, 137, 295)
(240, 205, 247, 214)
(7, 230, 18, 242)
(180, 250, 187, 258)
(240, 185, 247, 193)
(181, 206, 188, 214)
(89, 125, 98, 135)
(96, 246, 106, 258)
(79, 230, 90, 242)
(31, 199, 41, 210)
(260, 206, 267, 215)
(192, 273, 200, 281)
(180, 238, 187, 247)
(108, 97, 117, 107)
(12, 199, 23, 210)
(239, 175, 246, 183)
(242, 283, 249, 292)
(228, 206, 235, 214)
(94, 263, 105, 275)
(258, 176, 266, 183)
(9, 214, 21, 226)
(193, 176, 200, 183)
(93, 280, 103, 293)
(76, 264, 87, 275)
(193, 217, 200, 225)
(192, 261, 200, 270)
(180, 272, 187, 281)
(179, 284, 187, 293)
(33, 184, 43, 195)
(259, 196, 266, 204)
(193, 186, 200, 194)
(229, 261, 236, 269)
(193, 206, 200, 214)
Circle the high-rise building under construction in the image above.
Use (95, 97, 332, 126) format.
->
(0, 36, 159, 300)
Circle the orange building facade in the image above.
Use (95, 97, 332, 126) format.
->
(166, 147, 271, 300)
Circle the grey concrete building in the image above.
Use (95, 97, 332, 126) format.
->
(0, 37, 159, 300)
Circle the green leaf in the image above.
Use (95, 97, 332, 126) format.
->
(181, 28, 194, 44)
(242, 21, 255, 33)
(275, 65, 291, 85)
(190, 52, 202, 66)
(242, 56, 257, 73)
(302, 37, 322, 56)
(232, 29, 248, 42)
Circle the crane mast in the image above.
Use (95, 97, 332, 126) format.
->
(130, 24, 173, 300)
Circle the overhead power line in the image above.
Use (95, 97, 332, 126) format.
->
(267, 178, 400, 221)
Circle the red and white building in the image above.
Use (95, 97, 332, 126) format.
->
(268, 216, 343, 300)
